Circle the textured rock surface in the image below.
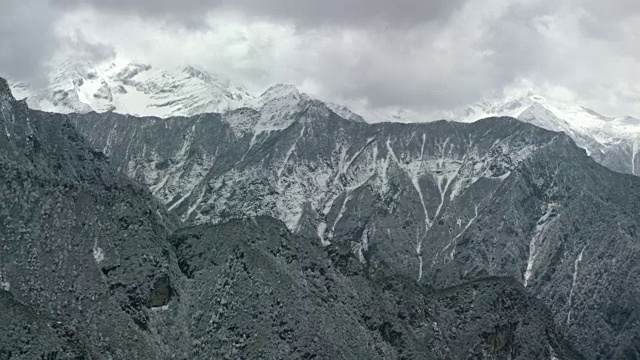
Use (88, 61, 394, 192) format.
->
(10, 59, 254, 117)
(169, 216, 583, 360)
(458, 93, 640, 177)
(72, 94, 640, 359)
(0, 290, 89, 359)
(0, 77, 186, 358)
(0, 75, 588, 359)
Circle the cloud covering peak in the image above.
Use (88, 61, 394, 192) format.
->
(1, 0, 639, 118)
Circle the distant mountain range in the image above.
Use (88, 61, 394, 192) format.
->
(10, 58, 640, 177)
(69, 83, 639, 359)
(1, 76, 589, 359)
(3, 59, 640, 358)
(10, 58, 253, 116)
(456, 94, 640, 176)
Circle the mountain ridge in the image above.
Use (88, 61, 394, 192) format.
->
(70, 97, 640, 358)
(455, 93, 640, 176)
(4, 70, 640, 358)
(0, 76, 588, 359)
(9, 59, 640, 178)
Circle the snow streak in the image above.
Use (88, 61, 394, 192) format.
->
(567, 246, 586, 325)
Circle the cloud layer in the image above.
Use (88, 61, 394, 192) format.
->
(1, 0, 639, 118)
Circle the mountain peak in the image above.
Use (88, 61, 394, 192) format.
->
(179, 64, 232, 88)
(14, 59, 260, 117)
(325, 102, 366, 123)
(614, 115, 640, 126)
(258, 84, 302, 101)
(252, 84, 307, 131)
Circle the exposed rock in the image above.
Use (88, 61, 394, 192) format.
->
(0, 77, 186, 358)
(72, 95, 640, 359)
(0, 75, 630, 359)
(168, 216, 583, 359)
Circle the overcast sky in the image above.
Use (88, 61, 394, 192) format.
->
(1, 0, 640, 118)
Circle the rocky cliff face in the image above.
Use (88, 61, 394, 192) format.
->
(0, 76, 589, 359)
(0, 77, 186, 358)
(0, 74, 594, 359)
(458, 93, 640, 178)
(167, 216, 583, 360)
(71, 90, 640, 359)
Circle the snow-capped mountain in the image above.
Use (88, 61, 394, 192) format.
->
(324, 102, 366, 123)
(9, 58, 369, 128)
(454, 93, 640, 176)
(2, 75, 589, 359)
(4, 70, 639, 357)
(11, 58, 640, 177)
(11, 58, 255, 117)
(320, 93, 640, 177)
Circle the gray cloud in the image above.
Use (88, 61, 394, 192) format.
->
(0, 0, 116, 87)
(0, 0, 61, 86)
(2, 0, 640, 117)
(61, 30, 117, 64)
(220, 0, 467, 27)
(577, 0, 640, 19)
(52, 0, 468, 27)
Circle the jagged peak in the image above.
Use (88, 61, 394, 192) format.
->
(258, 84, 302, 101)
(50, 57, 100, 81)
(55, 57, 96, 72)
(520, 100, 556, 116)
(179, 65, 232, 88)
(325, 102, 366, 123)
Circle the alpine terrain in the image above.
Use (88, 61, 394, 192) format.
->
(2, 0, 639, 358)
(0, 75, 587, 359)
(12, 59, 640, 180)
(68, 82, 640, 359)
(457, 93, 640, 177)
(9, 58, 254, 117)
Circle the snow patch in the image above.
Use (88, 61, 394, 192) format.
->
(524, 202, 559, 287)
(93, 244, 105, 263)
(328, 192, 352, 241)
(277, 125, 305, 177)
(566, 246, 586, 325)
(168, 188, 195, 212)
(317, 222, 329, 246)
(440, 203, 480, 263)
(632, 138, 639, 175)
(354, 227, 373, 263)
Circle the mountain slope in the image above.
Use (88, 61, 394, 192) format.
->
(458, 93, 640, 176)
(73, 99, 640, 359)
(11, 58, 254, 117)
(1, 76, 589, 359)
(12, 58, 639, 177)
(169, 216, 583, 359)
(0, 77, 187, 358)
(0, 290, 90, 359)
